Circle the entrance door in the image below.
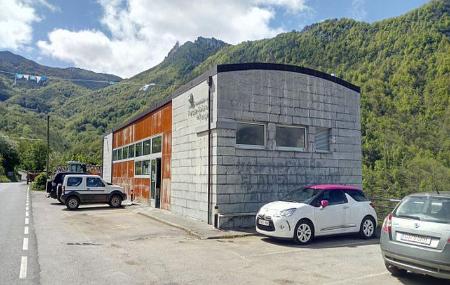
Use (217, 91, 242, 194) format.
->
(150, 158, 162, 208)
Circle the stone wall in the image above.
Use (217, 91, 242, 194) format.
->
(171, 76, 218, 222)
(214, 69, 361, 228)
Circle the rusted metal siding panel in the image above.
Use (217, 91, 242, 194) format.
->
(112, 102, 172, 206)
(160, 105, 172, 210)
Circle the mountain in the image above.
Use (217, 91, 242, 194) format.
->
(1, 0, 449, 195)
(0, 51, 122, 152)
(55, 37, 228, 159)
(0, 51, 121, 89)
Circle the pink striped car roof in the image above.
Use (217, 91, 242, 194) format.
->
(308, 184, 361, 191)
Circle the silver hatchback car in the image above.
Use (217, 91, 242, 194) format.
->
(380, 192, 450, 280)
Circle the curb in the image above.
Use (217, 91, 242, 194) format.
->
(137, 211, 202, 239)
(136, 210, 257, 240)
(205, 232, 258, 240)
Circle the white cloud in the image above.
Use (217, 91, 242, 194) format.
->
(0, 0, 40, 49)
(351, 0, 367, 21)
(0, 0, 60, 50)
(37, 0, 310, 78)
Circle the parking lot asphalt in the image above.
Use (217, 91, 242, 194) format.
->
(19, 182, 449, 285)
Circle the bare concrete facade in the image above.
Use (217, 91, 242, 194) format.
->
(213, 67, 361, 228)
(105, 63, 361, 228)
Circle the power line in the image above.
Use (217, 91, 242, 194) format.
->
(0, 68, 171, 89)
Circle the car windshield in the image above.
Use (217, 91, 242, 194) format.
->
(394, 196, 450, 224)
(282, 188, 322, 203)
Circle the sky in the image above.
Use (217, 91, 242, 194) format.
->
(0, 0, 430, 78)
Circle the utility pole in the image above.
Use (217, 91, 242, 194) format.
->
(46, 115, 50, 177)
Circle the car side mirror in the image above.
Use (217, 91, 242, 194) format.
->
(320, 200, 329, 208)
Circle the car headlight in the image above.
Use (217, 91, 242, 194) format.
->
(279, 208, 296, 217)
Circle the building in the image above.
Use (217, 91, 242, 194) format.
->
(102, 63, 362, 228)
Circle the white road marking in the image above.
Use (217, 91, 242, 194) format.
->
(25, 218, 29, 225)
(26, 206, 29, 211)
(19, 256, 27, 279)
(24, 226, 29, 235)
(25, 211, 29, 217)
(23, 238, 28, 251)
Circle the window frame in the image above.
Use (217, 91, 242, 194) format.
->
(143, 139, 151, 156)
(128, 144, 135, 158)
(275, 124, 307, 152)
(86, 177, 105, 188)
(112, 133, 164, 164)
(151, 135, 162, 154)
(135, 141, 143, 157)
(315, 127, 331, 153)
(134, 160, 143, 176)
(235, 122, 266, 149)
(311, 190, 348, 207)
(122, 146, 129, 159)
(66, 177, 83, 187)
(117, 148, 123, 160)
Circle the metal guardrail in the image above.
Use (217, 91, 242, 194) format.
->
(369, 197, 402, 222)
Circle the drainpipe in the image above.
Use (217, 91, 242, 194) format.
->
(207, 76, 213, 225)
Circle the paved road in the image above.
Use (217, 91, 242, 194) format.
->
(1, 182, 448, 284)
(0, 182, 39, 284)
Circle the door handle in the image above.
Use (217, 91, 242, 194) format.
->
(343, 206, 349, 209)
(86, 187, 90, 190)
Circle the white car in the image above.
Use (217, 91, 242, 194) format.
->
(256, 184, 377, 244)
(60, 174, 127, 210)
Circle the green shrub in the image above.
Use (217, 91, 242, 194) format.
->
(32, 172, 47, 191)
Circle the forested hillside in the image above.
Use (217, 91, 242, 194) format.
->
(193, 0, 450, 196)
(1, 0, 448, 196)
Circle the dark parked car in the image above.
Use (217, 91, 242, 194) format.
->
(380, 192, 450, 280)
(46, 172, 83, 202)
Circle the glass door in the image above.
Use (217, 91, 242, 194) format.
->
(150, 158, 161, 208)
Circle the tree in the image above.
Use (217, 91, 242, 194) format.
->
(18, 140, 47, 171)
(0, 134, 19, 175)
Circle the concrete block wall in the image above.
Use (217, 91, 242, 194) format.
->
(171, 76, 218, 222)
(214, 69, 361, 227)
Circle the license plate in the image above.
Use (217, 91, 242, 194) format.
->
(258, 219, 269, 226)
(400, 233, 431, 245)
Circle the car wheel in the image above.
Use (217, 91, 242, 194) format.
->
(66, 197, 80, 210)
(385, 262, 407, 277)
(109, 195, 122, 208)
(294, 219, 314, 245)
(360, 216, 376, 239)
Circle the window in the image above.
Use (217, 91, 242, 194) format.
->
(112, 149, 118, 161)
(283, 188, 321, 203)
(135, 161, 142, 175)
(152, 136, 162, 153)
(394, 196, 450, 224)
(142, 160, 150, 175)
(345, 190, 368, 202)
(86, 177, 104, 187)
(117, 148, 123, 160)
(143, 139, 151, 155)
(135, 142, 143, 157)
(312, 190, 348, 207)
(276, 126, 305, 150)
(315, 127, 330, 152)
(236, 123, 265, 146)
(128, 145, 135, 158)
(122, 146, 128, 159)
(67, 177, 82, 187)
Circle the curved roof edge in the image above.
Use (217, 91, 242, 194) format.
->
(110, 62, 360, 133)
(217, 63, 360, 93)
